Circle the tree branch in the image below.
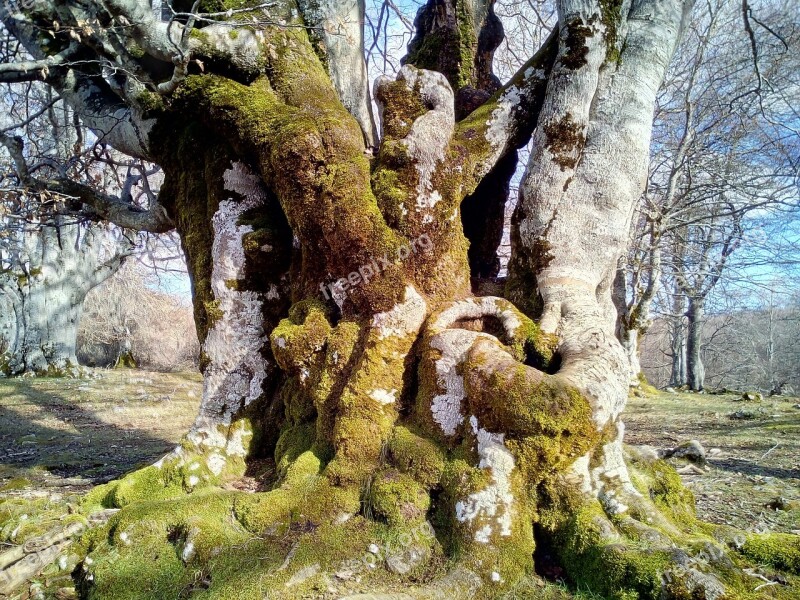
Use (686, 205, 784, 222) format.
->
(0, 132, 173, 233)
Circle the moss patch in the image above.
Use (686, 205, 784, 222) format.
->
(740, 533, 800, 574)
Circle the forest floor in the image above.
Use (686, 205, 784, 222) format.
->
(0, 370, 202, 491)
(625, 388, 800, 537)
(0, 371, 798, 599)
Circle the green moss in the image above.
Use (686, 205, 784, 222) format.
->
(109, 466, 186, 507)
(487, 297, 557, 368)
(551, 501, 675, 599)
(404, 0, 478, 89)
(77, 490, 261, 600)
(462, 350, 600, 482)
(172, 36, 403, 314)
(283, 449, 322, 485)
(636, 371, 660, 395)
(0, 477, 30, 491)
(387, 426, 445, 488)
(635, 459, 696, 525)
(599, 0, 624, 63)
(455, 0, 478, 88)
(81, 481, 118, 511)
(114, 352, 137, 369)
(203, 299, 223, 327)
(135, 90, 165, 115)
(371, 166, 412, 227)
(274, 422, 316, 480)
(271, 301, 330, 360)
(369, 469, 430, 526)
(126, 42, 145, 59)
(434, 457, 535, 588)
(740, 533, 800, 574)
(84, 431, 250, 511)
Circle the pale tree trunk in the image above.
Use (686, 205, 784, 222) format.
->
(621, 328, 643, 384)
(0, 285, 20, 361)
(669, 319, 688, 387)
(509, 0, 691, 497)
(615, 234, 662, 386)
(0, 219, 131, 376)
(686, 297, 705, 391)
(670, 206, 742, 393)
(668, 275, 688, 387)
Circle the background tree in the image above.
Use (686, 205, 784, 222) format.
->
(0, 0, 797, 597)
(616, 0, 800, 388)
(0, 212, 134, 374)
(0, 85, 144, 374)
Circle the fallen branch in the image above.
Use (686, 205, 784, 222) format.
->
(0, 510, 118, 595)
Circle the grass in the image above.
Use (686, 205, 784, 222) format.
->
(0, 369, 202, 488)
(625, 388, 800, 535)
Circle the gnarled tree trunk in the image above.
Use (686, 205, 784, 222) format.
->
(3, 0, 796, 598)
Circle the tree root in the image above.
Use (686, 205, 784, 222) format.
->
(58, 295, 800, 599)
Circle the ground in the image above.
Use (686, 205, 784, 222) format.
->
(0, 371, 798, 599)
(625, 389, 800, 536)
(0, 371, 202, 489)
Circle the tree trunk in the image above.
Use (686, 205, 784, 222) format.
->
(669, 320, 688, 387)
(10, 0, 793, 598)
(8, 276, 84, 374)
(620, 327, 643, 384)
(613, 262, 652, 386)
(0, 220, 130, 376)
(686, 297, 705, 391)
(668, 288, 688, 387)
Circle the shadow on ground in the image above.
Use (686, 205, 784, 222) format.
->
(0, 370, 202, 488)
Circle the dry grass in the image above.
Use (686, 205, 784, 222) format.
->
(0, 369, 201, 490)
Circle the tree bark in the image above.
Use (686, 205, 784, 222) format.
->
(620, 328, 643, 384)
(686, 297, 705, 391)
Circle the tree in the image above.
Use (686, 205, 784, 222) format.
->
(0, 0, 796, 597)
(0, 213, 133, 374)
(0, 74, 141, 375)
(615, 0, 800, 389)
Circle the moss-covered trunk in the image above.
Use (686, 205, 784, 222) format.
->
(56, 3, 800, 599)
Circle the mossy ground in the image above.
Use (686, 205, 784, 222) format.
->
(2, 375, 799, 598)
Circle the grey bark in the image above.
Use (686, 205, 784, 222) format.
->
(686, 297, 705, 391)
(668, 294, 688, 387)
(511, 0, 693, 496)
(0, 219, 132, 375)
